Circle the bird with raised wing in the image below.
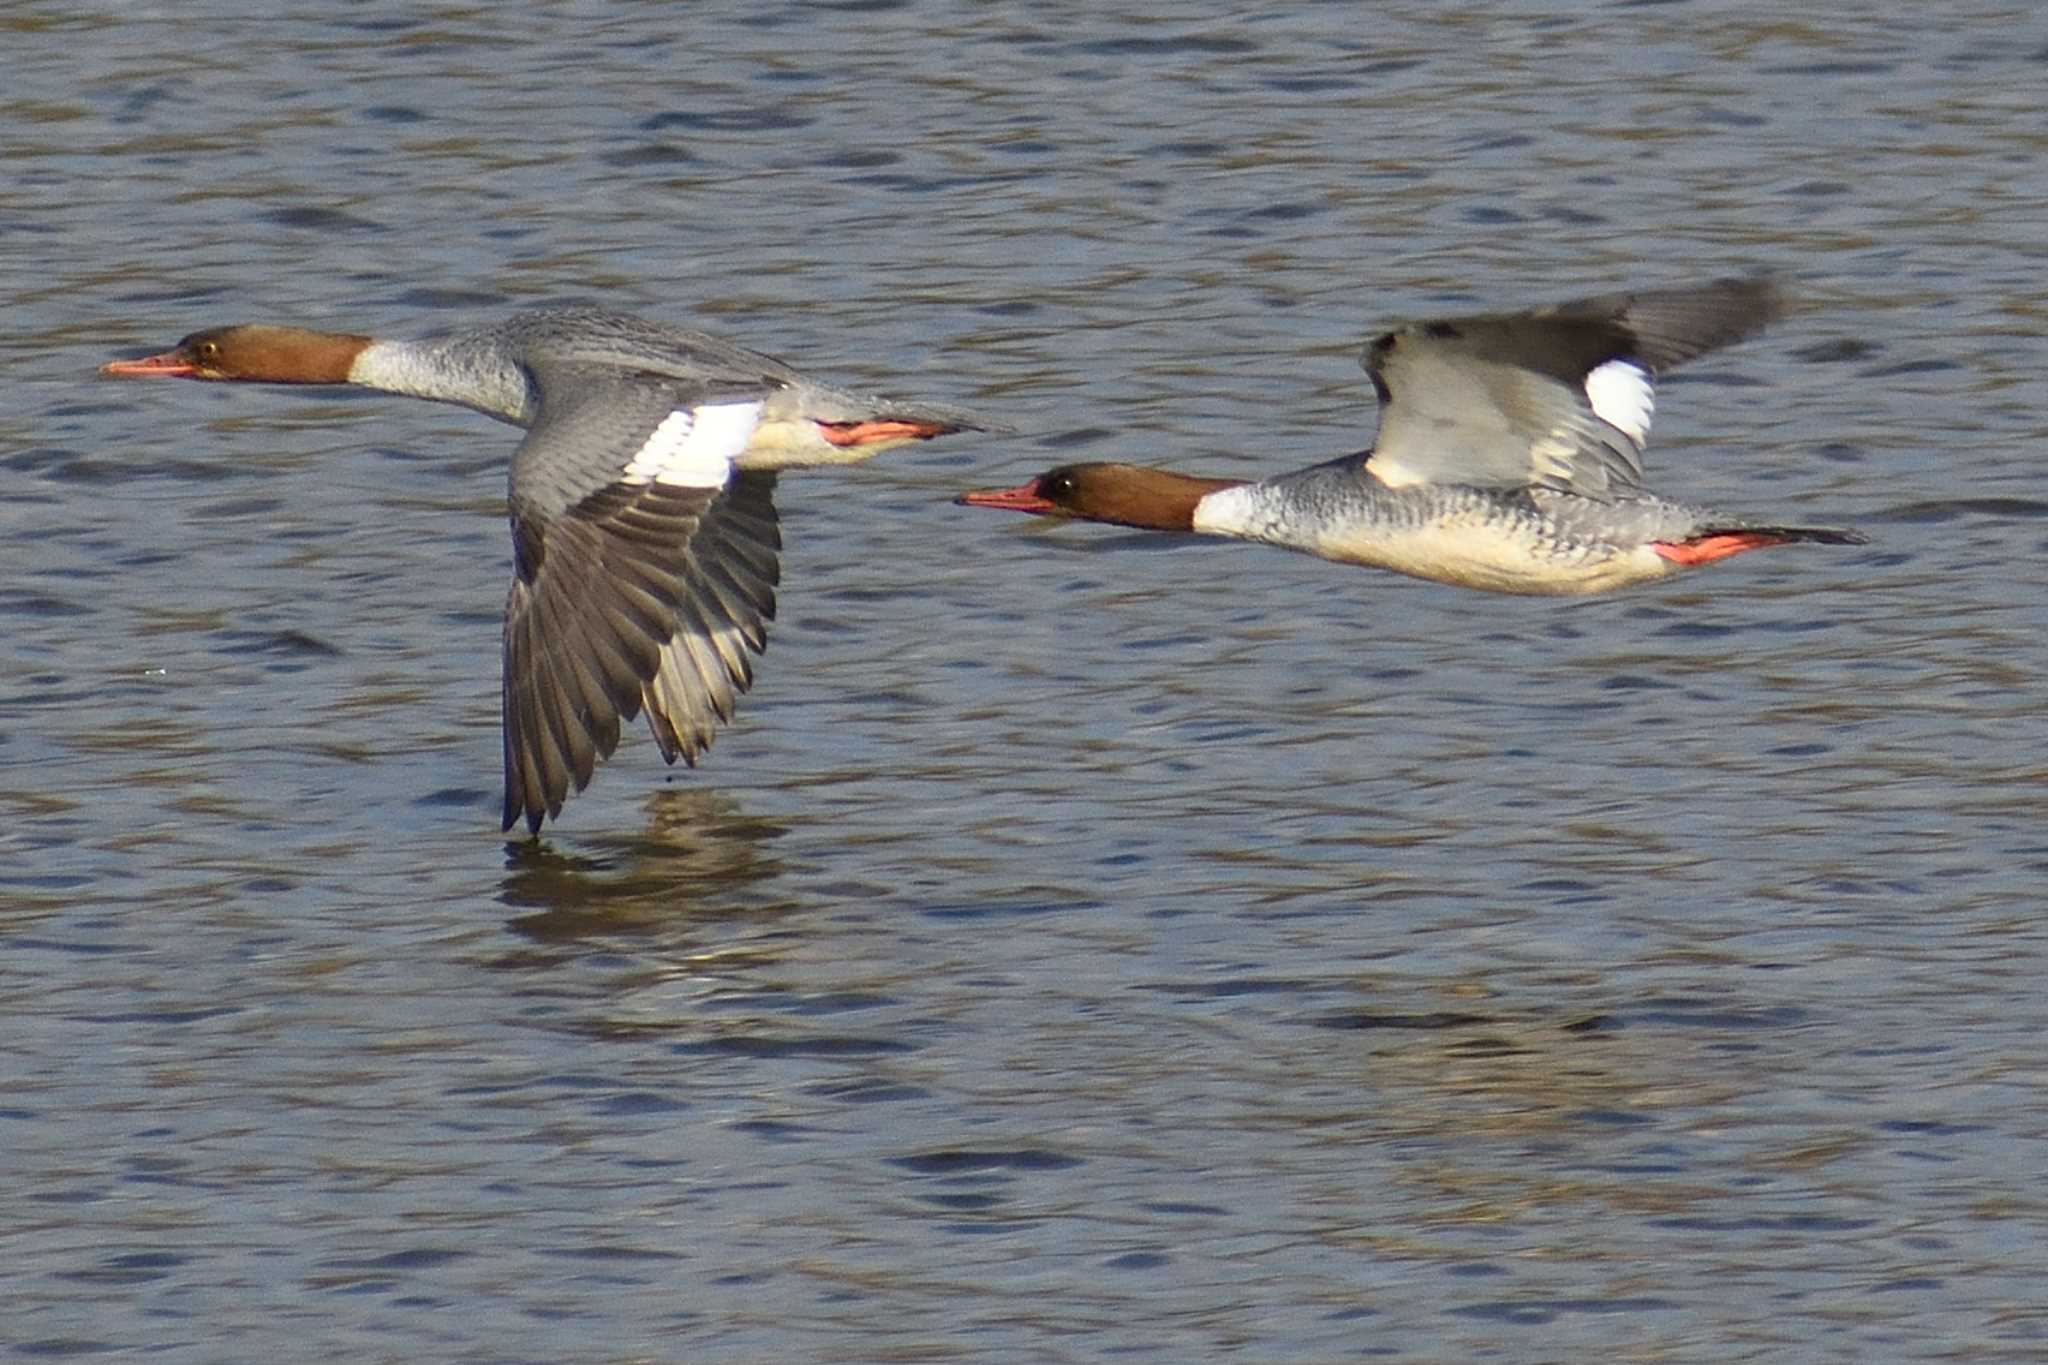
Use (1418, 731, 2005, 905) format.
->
(959, 277, 1862, 594)
(102, 308, 990, 833)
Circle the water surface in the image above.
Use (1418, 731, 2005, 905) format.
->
(5, 3, 2048, 1360)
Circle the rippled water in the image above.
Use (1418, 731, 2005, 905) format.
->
(7, 3, 2048, 1359)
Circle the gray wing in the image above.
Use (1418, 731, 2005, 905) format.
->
(485, 308, 812, 391)
(640, 471, 780, 767)
(501, 362, 776, 833)
(1360, 275, 1786, 500)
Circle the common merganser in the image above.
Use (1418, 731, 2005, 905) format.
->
(101, 308, 990, 833)
(958, 277, 1863, 594)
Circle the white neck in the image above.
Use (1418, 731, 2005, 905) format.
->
(349, 337, 536, 427)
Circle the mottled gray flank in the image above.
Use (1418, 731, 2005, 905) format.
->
(1205, 458, 1714, 573)
(10, 2, 2048, 1362)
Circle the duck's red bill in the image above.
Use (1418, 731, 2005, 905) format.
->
(817, 418, 953, 447)
(955, 482, 1054, 514)
(99, 351, 197, 378)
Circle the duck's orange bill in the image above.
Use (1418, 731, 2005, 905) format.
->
(100, 350, 197, 378)
(816, 418, 951, 447)
(954, 481, 1054, 514)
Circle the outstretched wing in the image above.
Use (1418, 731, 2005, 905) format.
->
(500, 361, 776, 833)
(1360, 276, 1785, 500)
(639, 470, 780, 767)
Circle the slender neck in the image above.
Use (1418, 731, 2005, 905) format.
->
(1085, 468, 1242, 530)
(349, 333, 537, 427)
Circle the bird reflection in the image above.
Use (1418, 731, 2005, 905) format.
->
(497, 787, 787, 943)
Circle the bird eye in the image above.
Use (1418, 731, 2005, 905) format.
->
(195, 340, 221, 362)
(1041, 470, 1077, 498)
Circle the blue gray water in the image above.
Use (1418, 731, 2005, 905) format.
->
(6, 3, 2048, 1360)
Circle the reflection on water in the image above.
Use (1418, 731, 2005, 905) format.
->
(496, 788, 787, 941)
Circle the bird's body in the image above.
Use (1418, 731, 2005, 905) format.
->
(959, 277, 1862, 594)
(102, 308, 989, 832)
(1190, 455, 1821, 595)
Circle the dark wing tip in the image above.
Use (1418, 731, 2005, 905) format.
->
(502, 794, 543, 836)
(1364, 273, 1796, 385)
(1607, 274, 1791, 372)
(501, 753, 548, 835)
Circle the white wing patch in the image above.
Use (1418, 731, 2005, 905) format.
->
(620, 401, 761, 488)
(1583, 360, 1655, 446)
